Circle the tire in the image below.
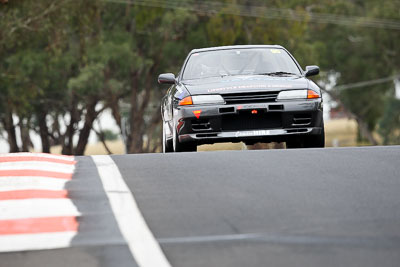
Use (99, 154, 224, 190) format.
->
(286, 139, 304, 149)
(304, 125, 325, 148)
(172, 123, 197, 152)
(162, 122, 173, 153)
(287, 125, 325, 149)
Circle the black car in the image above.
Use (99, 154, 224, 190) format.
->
(159, 45, 324, 152)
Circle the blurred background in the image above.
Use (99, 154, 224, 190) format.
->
(0, 0, 399, 154)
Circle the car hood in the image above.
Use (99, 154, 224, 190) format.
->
(182, 75, 309, 95)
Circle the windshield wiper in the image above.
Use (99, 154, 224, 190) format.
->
(257, 71, 299, 76)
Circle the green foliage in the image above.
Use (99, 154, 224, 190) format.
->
(379, 97, 400, 145)
(1, 0, 400, 152)
(68, 63, 105, 97)
(207, 7, 243, 46)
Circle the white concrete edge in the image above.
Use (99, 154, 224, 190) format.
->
(0, 177, 67, 192)
(0, 161, 75, 173)
(0, 153, 75, 161)
(0, 199, 81, 220)
(0, 231, 78, 252)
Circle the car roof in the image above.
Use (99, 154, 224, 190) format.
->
(190, 45, 285, 54)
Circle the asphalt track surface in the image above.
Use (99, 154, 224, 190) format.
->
(1, 146, 400, 267)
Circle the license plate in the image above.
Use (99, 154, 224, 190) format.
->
(235, 130, 271, 137)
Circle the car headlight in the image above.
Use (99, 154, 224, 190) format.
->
(277, 89, 320, 100)
(178, 95, 225, 105)
(192, 95, 225, 104)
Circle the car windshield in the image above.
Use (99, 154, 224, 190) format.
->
(182, 48, 302, 80)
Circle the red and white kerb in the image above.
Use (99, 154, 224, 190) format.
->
(0, 153, 79, 252)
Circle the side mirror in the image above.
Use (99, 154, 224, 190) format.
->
(305, 65, 320, 77)
(158, 73, 176, 84)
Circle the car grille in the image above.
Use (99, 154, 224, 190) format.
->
(221, 91, 279, 104)
(221, 112, 282, 131)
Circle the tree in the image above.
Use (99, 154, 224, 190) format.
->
(1, 0, 400, 154)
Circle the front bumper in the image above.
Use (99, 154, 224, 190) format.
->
(173, 99, 323, 145)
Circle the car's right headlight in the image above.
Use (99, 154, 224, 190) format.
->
(277, 89, 320, 100)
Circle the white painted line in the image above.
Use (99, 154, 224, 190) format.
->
(0, 176, 67, 192)
(92, 155, 171, 267)
(0, 231, 77, 252)
(0, 199, 81, 220)
(0, 161, 75, 173)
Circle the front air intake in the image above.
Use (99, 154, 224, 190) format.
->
(192, 119, 211, 131)
(221, 91, 279, 104)
(292, 114, 312, 126)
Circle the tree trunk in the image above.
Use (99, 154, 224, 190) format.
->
(74, 99, 98, 155)
(93, 127, 113, 155)
(62, 96, 78, 155)
(355, 117, 378, 146)
(143, 109, 162, 152)
(321, 87, 378, 145)
(38, 110, 50, 153)
(128, 71, 144, 153)
(18, 117, 31, 152)
(109, 97, 123, 133)
(3, 110, 19, 153)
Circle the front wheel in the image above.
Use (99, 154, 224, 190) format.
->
(286, 126, 325, 149)
(286, 139, 303, 149)
(304, 125, 325, 148)
(163, 122, 173, 153)
(172, 123, 197, 152)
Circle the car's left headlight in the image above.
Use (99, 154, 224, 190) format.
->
(192, 95, 225, 105)
(277, 89, 320, 100)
